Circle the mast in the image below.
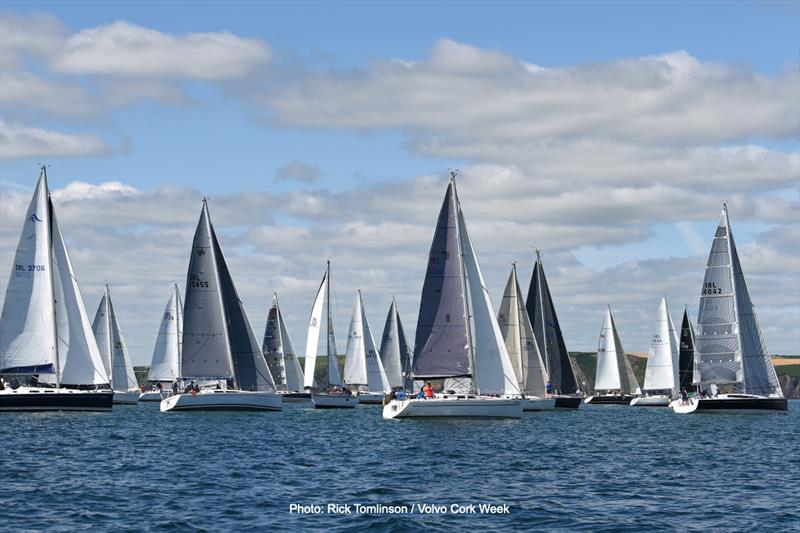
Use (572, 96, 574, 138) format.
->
(205, 199, 237, 389)
(450, 171, 476, 392)
(44, 165, 61, 389)
(274, 293, 285, 384)
(722, 203, 744, 392)
(534, 249, 549, 377)
(105, 284, 114, 388)
(175, 283, 182, 380)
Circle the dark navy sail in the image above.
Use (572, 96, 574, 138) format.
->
(678, 308, 695, 392)
(525, 254, 579, 395)
(411, 182, 470, 379)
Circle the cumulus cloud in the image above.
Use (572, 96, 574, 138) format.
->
(276, 160, 323, 183)
(0, 121, 111, 159)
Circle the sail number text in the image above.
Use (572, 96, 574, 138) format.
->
(702, 282, 722, 295)
(190, 274, 209, 288)
(15, 264, 46, 274)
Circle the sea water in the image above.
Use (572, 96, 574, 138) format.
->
(1, 401, 798, 532)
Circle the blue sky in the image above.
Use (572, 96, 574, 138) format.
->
(1, 1, 798, 361)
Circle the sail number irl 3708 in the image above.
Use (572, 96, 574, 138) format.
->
(15, 264, 46, 276)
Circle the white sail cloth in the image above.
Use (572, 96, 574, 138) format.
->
(642, 297, 679, 394)
(343, 290, 390, 392)
(146, 285, 183, 382)
(92, 287, 138, 391)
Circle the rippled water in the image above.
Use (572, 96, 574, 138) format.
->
(2, 401, 798, 532)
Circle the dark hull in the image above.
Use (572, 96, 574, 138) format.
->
(697, 397, 787, 412)
(0, 390, 113, 411)
(585, 394, 633, 405)
(553, 396, 582, 409)
(282, 392, 311, 399)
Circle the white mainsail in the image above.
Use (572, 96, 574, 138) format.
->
(456, 189, 520, 396)
(343, 290, 390, 392)
(595, 307, 639, 395)
(92, 285, 139, 391)
(0, 171, 57, 375)
(303, 270, 327, 389)
(146, 284, 183, 383)
(498, 265, 548, 397)
(642, 297, 679, 395)
(694, 204, 782, 397)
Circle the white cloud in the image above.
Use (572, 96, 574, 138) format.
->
(276, 160, 322, 183)
(0, 121, 110, 159)
(52, 21, 271, 80)
(0, 12, 65, 69)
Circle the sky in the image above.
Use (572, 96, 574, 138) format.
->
(1, 1, 798, 365)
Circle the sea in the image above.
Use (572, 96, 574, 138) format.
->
(2, 400, 798, 532)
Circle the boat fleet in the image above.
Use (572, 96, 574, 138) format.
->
(0, 167, 788, 416)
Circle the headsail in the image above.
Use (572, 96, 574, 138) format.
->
(411, 181, 471, 380)
(525, 251, 580, 395)
(642, 297, 679, 395)
(0, 168, 57, 375)
(146, 284, 183, 383)
(379, 298, 414, 390)
(277, 303, 304, 391)
(498, 265, 547, 397)
(678, 307, 695, 393)
(694, 205, 782, 397)
(595, 307, 639, 394)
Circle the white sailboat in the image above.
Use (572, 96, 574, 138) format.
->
(263, 293, 308, 401)
(383, 172, 523, 419)
(0, 166, 113, 411)
(585, 306, 640, 405)
(498, 264, 554, 411)
(160, 200, 281, 412)
(631, 297, 679, 407)
(379, 298, 415, 392)
(303, 261, 357, 408)
(671, 204, 787, 414)
(92, 285, 140, 404)
(343, 290, 391, 404)
(140, 284, 183, 402)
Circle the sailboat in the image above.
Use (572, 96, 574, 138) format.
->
(497, 264, 555, 411)
(160, 200, 281, 412)
(303, 261, 358, 408)
(0, 166, 113, 411)
(262, 293, 308, 401)
(91, 285, 140, 404)
(671, 204, 787, 414)
(630, 297, 679, 406)
(677, 307, 695, 394)
(379, 298, 414, 392)
(383, 173, 523, 419)
(140, 284, 183, 402)
(585, 306, 640, 404)
(343, 290, 391, 404)
(526, 250, 583, 408)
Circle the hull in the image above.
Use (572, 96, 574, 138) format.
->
(553, 395, 583, 409)
(630, 395, 671, 407)
(278, 391, 311, 402)
(113, 390, 140, 405)
(312, 393, 359, 409)
(584, 394, 633, 405)
(160, 390, 283, 412)
(670, 394, 788, 414)
(382, 396, 524, 419)
(139, 390, 167, 402)
(523, 397, 556, 411)
(357, 391, 386, 405)
(0, 387, 113, 411)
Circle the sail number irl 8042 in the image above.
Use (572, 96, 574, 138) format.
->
(702, 282, 722, 295)
(190, 274, 209, 288)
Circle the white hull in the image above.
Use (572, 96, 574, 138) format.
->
(523, 397, 556, 411)
(113, 390, 140, 405)
(382, 396, 523, 419)
(139, 390, 167, 402)
(630, 395, 671, 407)
(670, 394, 788, 415)
(357, 391, 385, 404)
(160, 390, 282, 412)
(312, 393, 359, 409)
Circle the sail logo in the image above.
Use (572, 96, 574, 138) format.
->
(30, 213, 43, 223)
(310, 318, 318, 327)
(196, 249, 206, 256)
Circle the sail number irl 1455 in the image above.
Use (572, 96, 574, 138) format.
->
(190, 274, 209, 288)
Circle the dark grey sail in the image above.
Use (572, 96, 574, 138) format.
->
(181, 202, 234, 380)
(212, 229, 276, 392)
(695, 205, 781, 396)
(263, 304, 284, 389)
(411, 181, 471, 379)
(525, 252, 580, 395)
(380, 298, 414, 390)
(678, 307, 695, 392)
